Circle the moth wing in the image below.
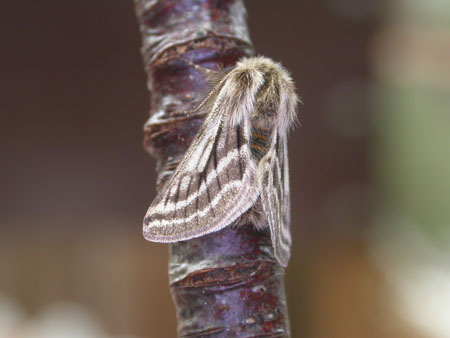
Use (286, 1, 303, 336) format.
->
(259, 135, 291, 267)
(143, 111, 259, 242)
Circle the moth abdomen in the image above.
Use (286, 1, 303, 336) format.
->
(250, 127, 271, 160)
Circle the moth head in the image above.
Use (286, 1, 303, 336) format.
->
(241, 57, 299, 134)
(220, 63, 265, 128)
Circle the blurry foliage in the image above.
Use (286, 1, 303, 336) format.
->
(392, 0, 450, 26)
(375, 85, 450, 237)
(369, 0, 450, 336)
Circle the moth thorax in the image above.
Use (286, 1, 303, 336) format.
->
(255, 100, 278, 120)
(251, 110, 277, 131)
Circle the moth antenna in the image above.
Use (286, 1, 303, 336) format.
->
(178, 56, 216, 75)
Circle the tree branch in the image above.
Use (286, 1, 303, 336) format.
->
(134, 0, 290, 336)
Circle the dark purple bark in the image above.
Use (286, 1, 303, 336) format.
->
(134, 0, 290, 336)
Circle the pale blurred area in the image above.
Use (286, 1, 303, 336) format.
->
(368, 0, 450, 337)
(1, 0, 449, 337)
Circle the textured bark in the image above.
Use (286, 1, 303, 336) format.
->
(134, 0, 290, 336)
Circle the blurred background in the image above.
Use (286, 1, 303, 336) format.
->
(1, 0, 449, 337)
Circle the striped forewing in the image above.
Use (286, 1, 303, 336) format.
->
(143, 114, 259, 242)
(259, 134, 291, 267)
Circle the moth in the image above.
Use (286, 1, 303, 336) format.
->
(143, 56, 299, 267)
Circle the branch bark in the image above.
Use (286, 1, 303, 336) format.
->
(134, 1, 290, 336)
